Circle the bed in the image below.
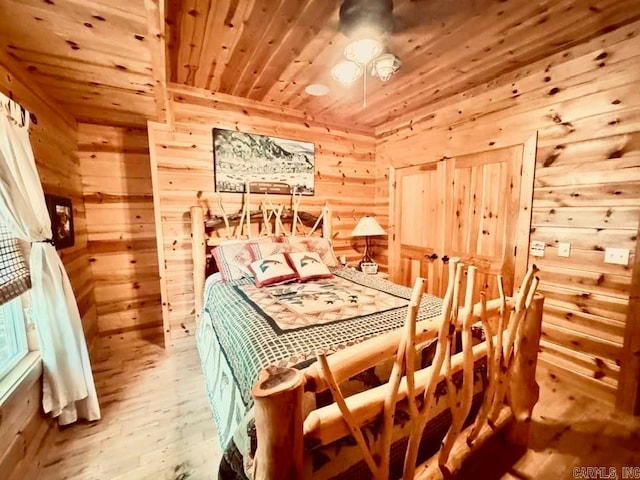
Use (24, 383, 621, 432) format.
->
(190, 192, 544, 480)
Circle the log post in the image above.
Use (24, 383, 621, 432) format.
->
(506, 293, 544, 447)
(252, 366, 305, 480)
(190, 206, 205, 323)
(322, 203, 332, 240)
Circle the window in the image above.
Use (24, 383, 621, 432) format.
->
(0, 297, 27, 381)
(0, 222, 31, 383)
(0, 224, 31, 304)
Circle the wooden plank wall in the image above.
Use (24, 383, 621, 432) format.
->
(0, 50, 97, 479)
(148, 85, 376, 342)
(375, 22, 640, 407)
(78, 124, 163, 337)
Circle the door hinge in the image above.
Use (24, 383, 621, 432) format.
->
(514, 246, 517, 256)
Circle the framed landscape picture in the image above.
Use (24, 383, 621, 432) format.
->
(45, 194, 74, 250)
(213, 128, 315, 195)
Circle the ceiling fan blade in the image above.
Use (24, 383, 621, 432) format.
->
(338, 0, 394, 37)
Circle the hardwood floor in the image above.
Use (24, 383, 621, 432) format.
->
(30, 333, 640, 480)
(33, 332, 220, 480)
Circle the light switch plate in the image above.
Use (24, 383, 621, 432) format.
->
(604, 247, 630, 266)
(558, 242, 571, 257)
(530, 241, 545, 258)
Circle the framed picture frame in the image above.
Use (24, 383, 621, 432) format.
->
(213, 128, 315, 195)
(45, 194, 74, 250)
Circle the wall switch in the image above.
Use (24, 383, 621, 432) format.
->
(604, 247, 630, 266)
(558, 242, 571, 257)
(530, 241, 545, 257)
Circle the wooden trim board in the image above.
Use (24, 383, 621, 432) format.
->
(617, 219, 640, 414)
(514, 132, 538, 287)
(147, 120, 171, 348)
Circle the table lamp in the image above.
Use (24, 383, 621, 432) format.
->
(351, 216, 386, 273)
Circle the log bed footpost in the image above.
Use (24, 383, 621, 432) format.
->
(506, 293, 544, 447)
(190, 206, 206, 323)
(252, 366, 305, 480)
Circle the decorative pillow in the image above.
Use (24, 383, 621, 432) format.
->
(248, 254, 297, 288)
(247, 241, 305, 262)
(286, 236, 339, 267)
(212, 236, 283, 282)
(286, 251, 333, 282)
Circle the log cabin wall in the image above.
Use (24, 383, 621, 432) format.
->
(147, 84, 376, 343)
(0, 51, 97, 478)
(375, 21, 640, 408)
(78, 124, 163, 337)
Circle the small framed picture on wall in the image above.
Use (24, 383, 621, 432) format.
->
(45, 194, 74, 250)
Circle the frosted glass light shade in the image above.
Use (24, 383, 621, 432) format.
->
(331, 61, 363, 86)
(344, 38, 383, 66)
(371, 53, 402, 81)
(351, 216, 386, 237)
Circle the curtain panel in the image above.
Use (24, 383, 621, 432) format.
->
(0, 92, 100, 425)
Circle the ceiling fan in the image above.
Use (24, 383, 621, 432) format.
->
(330, 0, 402, 105)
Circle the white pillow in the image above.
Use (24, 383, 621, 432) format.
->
(285, 236, 339, 267)
(211, 236, 282, 282)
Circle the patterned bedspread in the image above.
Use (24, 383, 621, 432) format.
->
(237, 276, 410, 331)
(195, 268, 443, 477)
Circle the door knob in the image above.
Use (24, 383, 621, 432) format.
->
(441, 255, 450, 263)
(425, 253, 438, 261)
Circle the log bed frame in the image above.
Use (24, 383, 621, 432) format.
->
(189, 188, 544, 480)
(252, 261, 543, 480)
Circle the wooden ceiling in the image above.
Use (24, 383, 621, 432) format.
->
(1, 0, 640, 129)
(0, 0, 156, 126)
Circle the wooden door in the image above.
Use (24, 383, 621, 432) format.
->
(445, 146, 524, 300)
(392, 162, 446, 295)
(392, 144, 531, 301)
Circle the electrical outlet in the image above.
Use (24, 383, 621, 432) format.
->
(558, 242, 571, 258)
(530, 241, 545, 258)
(604, 247, 630, 266)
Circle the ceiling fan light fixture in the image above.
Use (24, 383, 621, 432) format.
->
(344, 38, 383, 66)
(371, 53, 402, 81)
(331, 60, 363, 86)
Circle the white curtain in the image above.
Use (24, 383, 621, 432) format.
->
(0, 92, 100, 425)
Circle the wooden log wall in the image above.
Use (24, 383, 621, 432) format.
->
(78, 124, 163, 337)
(0, 49, 97, 478)
(148, 84, 376, 343)
(375, 21, 640, 409)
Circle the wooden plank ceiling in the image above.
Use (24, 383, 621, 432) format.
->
(1, 0, 640, 128)
(0, 0, 155, 126)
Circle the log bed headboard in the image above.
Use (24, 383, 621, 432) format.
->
(190, 184, 332, 320)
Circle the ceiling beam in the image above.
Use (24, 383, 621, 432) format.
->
(144, 0, 171, 124)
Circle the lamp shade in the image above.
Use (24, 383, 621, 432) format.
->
(344, 38, 383, 66)
(351, 216, 386, 237)
(371, 53, 402, 81)
(331, 60, 363, 86)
